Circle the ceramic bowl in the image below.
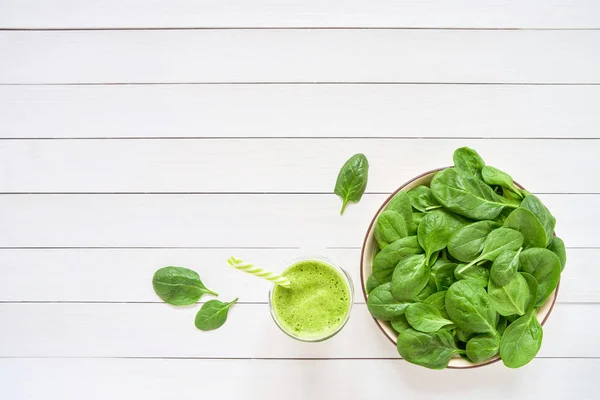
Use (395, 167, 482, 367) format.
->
(360, 168, 559, 369)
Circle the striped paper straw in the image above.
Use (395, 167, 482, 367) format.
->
(227, 256, 291, 288)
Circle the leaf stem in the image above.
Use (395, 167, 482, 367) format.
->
(425, 205, 443, 211)
(340, 199, 349, 215)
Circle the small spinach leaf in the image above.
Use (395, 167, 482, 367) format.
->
(490, 249, 522, 286)
(334, 153, 369, 215)
(500, 311, 543, 368)
(520, 272, 539, 313)
(391, 254, 430, 301)
(386, 191, 414, 233)
(406, 302, 454, 333)
(488, 273, 529, 316)
(481, 166, 523, 198)
(503, 208, 547, 249)
(418, 211, 451, 266)
(445, 280, 497, 334)
(396, 328, 458, 370)
(374, 210, 409, 249)
(152, 266, 218, 306)
(547, 236, 567, 272)
(367, 283, 410, 320)
(453, 147, 486, 179)
(457, 228, 524, 275)
(466, 333, 500, 364)
(519, 248, 561, 306)
(391, 314, 411, 333)
(521, 195, 556, 246)
(194, 298, 238, 331)
(366, 274, 383, 294)
(423, 291, 449, 319)
(454, 263, 490, 287)
(407, 186, 441, 212)
(372, 236, 423, 282)
(447, 221, 499, 262)
(431, 259, 458, 291)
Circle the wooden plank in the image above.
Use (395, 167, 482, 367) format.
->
(0, 138, 598, 193)
(0, 194, 590, 248)
(2, 358, 598, 399)
(0, 247, 590, 303)
(1, 0, 599, 29)
(1, 30, 599, 84)
(0, 303, 594, 358)
(1, 84, 599, 139)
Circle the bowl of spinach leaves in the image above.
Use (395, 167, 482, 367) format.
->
(361, 147, 566, 369)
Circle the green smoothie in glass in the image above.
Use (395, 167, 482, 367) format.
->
(269, 258, 353, 341)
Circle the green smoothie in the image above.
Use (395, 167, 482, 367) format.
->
(271, 259, 352, 340)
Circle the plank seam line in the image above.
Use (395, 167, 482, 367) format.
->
(2, 137, 600, 141)
(2, 27, 600, 32)
(0, 356, 596, 360)
(3, 82, 600, 87)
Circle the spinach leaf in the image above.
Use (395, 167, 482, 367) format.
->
(454, 263, 490, 287)
(481, 166, 523, 198)
(547, 236, 567, 272)
(334, 153, 369, 215)
(391, 314, 411, 333)
(499, 311, 543, 368)
(430, 168, 515, 220)
(431, 259, 458, 291)
(412, 212, 424, 228)
(386, 191, 414, 233)
(455, 328, 475, 343)
(503, 208, 547, 249)
(445, 280, 497, 334)
(438, 209, 472, 235)
(194, 298, 238, 331)
(457, 228, 524, 275)
(367, 283, 410, 320)
(447, 221, 499, 262)
(406, 302, 454, 333)
(488, 273, 529, 316)
(466, 334, 500, 363)
(372, 236, 423, 282)
(519, 248, 561, 306)
(520, 272, 539, 313)
(407, 186, 441, 212)
(496, 316, 509, 335)
(453, 147, 486, 179)
(521, 195, 556, 246)
(418, 211, 451, 266)
(490, 249, 522, 286)
(414, 275, 437, 301)
(366, 274, 383, 294)
(152, 266, 218, 306)
(424, 291, 449, 319)
(374, 210, 409, 249)
(396, 328, 458, 370)
(391, 254, 430, 301)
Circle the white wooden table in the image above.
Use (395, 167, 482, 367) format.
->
(1, 1, 599, 399)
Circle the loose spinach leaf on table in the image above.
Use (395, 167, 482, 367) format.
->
(418, 211, 451, 266)
(481, 166, 523, 198)
(367, 283, 410, 320)
(374, 210, 409, 249)
(391, 254, 430, 301)
(386, 191, 415, 233)
(547, 236, 567, 272)
(453, 147, 486, 179)
(519, 248, 561, 306)
(503, 208, 547, 249)
(372, 236, 423, 282)
(445, 280, 497, 334)
(500, 311, 543, 368)
(447, 221, 499, 262)
(521, 195, 556, 246)
(407, 186, 441, 212)
(520, 272, 539, 313)
(430, 168, 515, 220)
(490, 249, 522, 286)
(466, 333, 500, 363)
(152, 266, 218, 306)
(334, 153, 369, 215)
(457, 228, 524, 275)
(194, 298, 238, 331)
(396, 328, 459, 370)
(406, 302, 454, 333)
(488, 272, 529, 316)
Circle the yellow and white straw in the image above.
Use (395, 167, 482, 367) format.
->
(227, 256, 291, 288)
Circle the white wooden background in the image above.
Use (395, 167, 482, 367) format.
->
(1, 1, 599, 399)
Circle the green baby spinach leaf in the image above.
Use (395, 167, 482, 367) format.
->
(374, 210, 409, 249)
(519, 248, 561, 306)
(548, 236, 567, 272)
(386, 191, 414, 233)
(406, 302, 454, 333)
(521, 195, 556, 246)
(334, 153, 369, 215)
(391, 254, 430, 301)
(466, 333, 500, 364)
(445, 280, 497, 334)
(453, 147, 486, 179)
(481, 166, 523, 198)
(367, 283, 410, 320)
(447, 221, 499, 262)
(407, 186, 441, 212)
(152, 266, 218, 306)
(457, 228, 524, 275)
(418, 211, 451, 266)
(496, 316, 509, 335)
(424, 291, 449, 319)
(455, 328, 475, 343)
(520, 272, 539, 313)
(396, 328, 458, 370)
(366, 274, 383, 294)
(454, 263, 490, 287)
(488, 272, 529, 316)
(194, 298, 238, 331)
(431, 259, 458, 291)
(490, 249, 522, 286)
(500, 311, 543, 368)
(430, 168, 515, 220)
(414, 275, 437, 302)
(503, 208, 547, 249)
(372, 236, 423, 282)
(391, 314, 411, 333)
